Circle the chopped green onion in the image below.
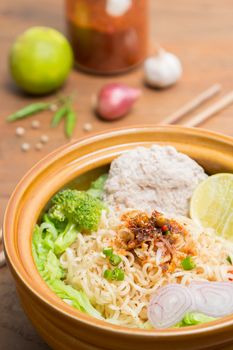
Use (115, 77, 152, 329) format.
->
(227, 255, 233, 264)
(181, 256, 196, 270)
(109, 254, 122, 266)
(104, 268, 125, 281)
(103, 247, 113, 257)
(103, 269, 113, 280)
(112, 268, 125, 281)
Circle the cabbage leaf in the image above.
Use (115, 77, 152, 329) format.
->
(32, 192, 104, 320)
(87, 173, 108, 200)
(176, 312, 216, 327)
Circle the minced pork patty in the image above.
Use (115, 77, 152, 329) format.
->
(103, 145, 207, 216)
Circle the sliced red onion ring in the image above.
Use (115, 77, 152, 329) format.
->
(190, 281, 233, 317)
(148, 284, 193, 328)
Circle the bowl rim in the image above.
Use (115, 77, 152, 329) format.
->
(3, 125, 233, 338)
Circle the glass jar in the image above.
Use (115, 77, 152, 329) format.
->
(65, 0, 148, 74)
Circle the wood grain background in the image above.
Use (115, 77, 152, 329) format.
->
(0, 0, 233, 348)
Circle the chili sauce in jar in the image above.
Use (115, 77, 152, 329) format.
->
(65, 0, 148, 74)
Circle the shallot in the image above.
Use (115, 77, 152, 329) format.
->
(148, 281, 233, 328)
(148, 284, 193, 328)
(190, 281, 233, 317)
(96, 83, 141, 121)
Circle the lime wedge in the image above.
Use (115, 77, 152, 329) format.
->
(190, 173, 233, 239)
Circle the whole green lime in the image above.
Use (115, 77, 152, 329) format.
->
(9, 27, 74, 95)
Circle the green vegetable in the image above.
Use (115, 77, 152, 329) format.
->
(109, 254, 122, 266)
(48, 279, 103, 320)
(32, 224, 49, 271)
(103, 247, 113, 257)
(51, 104, 69, 127)
(65, 108, 77, 138)
(87, 174, 108, 200)
(51, 95, 74, 128)
(42, 250, 65, 282)
(33, 230, 103, 319)
(176, 312, 216, 327)
(32, 192, 104, 320)
(54, 223, 77, 255)
(49, 189, 104, 233)
(104, 268, 125, 281)
(227, 255, 233, 264)
(112, 268, 124, 281)
(104, 269, 113, 280)
(103, 245, 122, 267)
(7, 102, 50, 122)
(181, 256, 196, 270)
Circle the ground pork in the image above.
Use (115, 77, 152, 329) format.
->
(103, 145, 207, 216)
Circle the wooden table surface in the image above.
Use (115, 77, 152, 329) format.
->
(1, 0, 233, 348)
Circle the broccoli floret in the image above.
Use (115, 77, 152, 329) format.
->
(49, 189, 104, 232)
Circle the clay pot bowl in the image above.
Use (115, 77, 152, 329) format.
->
(3, 126, 233, 350)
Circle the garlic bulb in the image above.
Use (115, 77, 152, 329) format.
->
(144, 49, 182, 88)
(106, 0, 132, 17)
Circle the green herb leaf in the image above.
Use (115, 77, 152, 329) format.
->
(227, 255, 233, 264)
(103, 247, 113, 257)
(181, 256, 196, 270)
(7, 102, 51, 122)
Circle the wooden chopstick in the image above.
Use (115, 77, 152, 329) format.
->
(161, 84, 222, 125)
(184, 91, 233, 127)
(0, 229, 6, 268)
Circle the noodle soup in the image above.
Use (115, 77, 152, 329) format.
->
(32, 145, 233, 329)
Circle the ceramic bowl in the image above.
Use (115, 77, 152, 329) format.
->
(3, 126, 233, 350)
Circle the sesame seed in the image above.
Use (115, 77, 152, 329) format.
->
(40, 134, 49, 143)
(21, 142, 30, 152)
(15, 127, 25, 137)
(31, 120, 40, 129)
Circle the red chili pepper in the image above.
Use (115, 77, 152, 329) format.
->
(161, 225, 168, 232)
(228, 270, 233, 281)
